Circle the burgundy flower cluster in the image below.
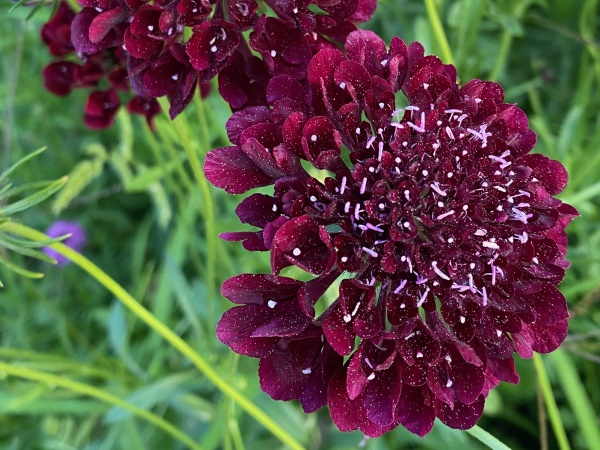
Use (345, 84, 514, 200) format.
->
(206, 30, 577, 436)
(40, 0, 376, 129)
(41, 1, 161, 129)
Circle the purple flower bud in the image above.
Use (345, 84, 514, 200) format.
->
(43, 221, 88, 266)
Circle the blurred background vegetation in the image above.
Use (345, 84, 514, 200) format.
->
(0, 0, 599, 448)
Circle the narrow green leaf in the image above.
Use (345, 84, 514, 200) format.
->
(0, 235, 56, 263)
(550, 349, 600, 450)
(104, 372, 197, 423)
(0, 147, 46, 184)
(466, 425, 512, 450)
(533, 353, 572, 450)
(1, 177, 68, 215)
(0, 255, 45, 279)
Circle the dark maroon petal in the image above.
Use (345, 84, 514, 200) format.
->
(41, 1, 76, 56)
(220, 231, 267, 251)
(395, 386, 435, 437)
(258, 333, 321, 401)
(363, 360, 402, 426)
(521, 154, 569, 195)
(43, 62, 78, 96)
(204, 146, 275, 194)
(221, 273, 303, 305)
(328, 369, 365, 432)
(323, 304, 356, 355)
(345, 29, 388, 80)
(531, 320, 568, 354)
(350, 0, 377, 22)
(251, 305, 311, 337)
(186, 20, 241, 78)
(271, 215, 335, 275)
(216, 305, 280, 357)
(127, 96, 160, 130)
(218, 46, 269, 110)
(300, 340, 343, 413)
(307, 48, 346, 87)
(226, 106, 271, 145)
(84, 89, 120, 129)
(88, 7, 128, 44)
(236, 193, 282, 227)
(124, 27, 164, 59)
(524, 283, 569, 326)
(436, 394, 485, 430)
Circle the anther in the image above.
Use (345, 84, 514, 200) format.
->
(362, 247, 379, 258)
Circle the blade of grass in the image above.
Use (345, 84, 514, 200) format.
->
(0, 221, 305, 450)
(532, 353, 572, 450)
(549, 349, 600, 450)
(0, 361, 201, 450)
(424, 0, 454, 64)
(466, 425, 512, 450)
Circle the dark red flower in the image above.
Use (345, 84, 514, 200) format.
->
(208, 30, 577, 437)
(41, 1, 76, 56)
(84, 88, 121, 128)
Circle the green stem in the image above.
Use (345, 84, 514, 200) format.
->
(466, 425, 512, 450)
(171, 113, 218, 327)
(489, 30, 513, 81)
(0, 221, 305, 450)
(424, 0, 454, 65)
(0, 361, 201, 450)
(533, 353, 572, 450)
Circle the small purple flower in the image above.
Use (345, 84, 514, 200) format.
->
(206, 30, 578, 437)
(44, 221, 88, 266)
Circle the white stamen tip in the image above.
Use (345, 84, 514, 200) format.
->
(267, 300, 277, 308)
(292, 248, 301, 256)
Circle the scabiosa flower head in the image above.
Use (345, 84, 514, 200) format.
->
(43, 220, 88, 266)
(206, 30, 578, 437)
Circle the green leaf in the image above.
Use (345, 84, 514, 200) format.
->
(104, 372, 198, 423)
(0, 177, 68, 215)
(0, 147, 46, 184)
(466, 425, 513, 450)
(550, 350, 600, 450)
(0, 255, 45, 280)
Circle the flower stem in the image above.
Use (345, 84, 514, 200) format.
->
(424, 0, 454, 65)
(0, 361, 201, 450)
(0, 221, 305, 450)
(533, 353, 572, 450)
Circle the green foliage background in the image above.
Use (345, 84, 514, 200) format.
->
(0, 0, 599, 449)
